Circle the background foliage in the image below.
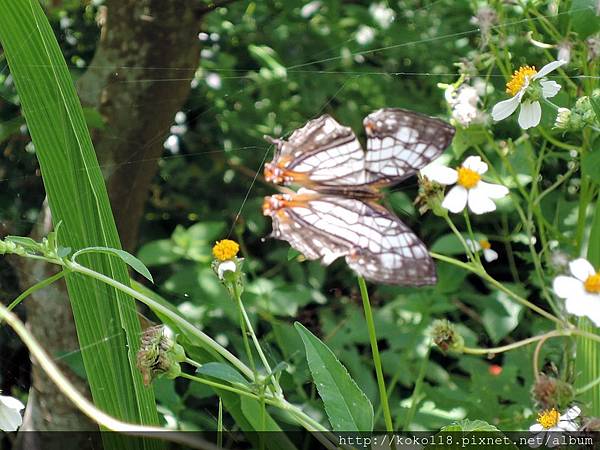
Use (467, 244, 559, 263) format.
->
(1, 0, 599, 437)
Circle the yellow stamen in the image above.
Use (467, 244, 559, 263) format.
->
(212, 239, 239, 261)
(506, 65, 537, 96)
(457, 167, 481, 189)
(479, 239, 491, 250)
(537, 408, 560, 429)
(584, 272, 600, 294)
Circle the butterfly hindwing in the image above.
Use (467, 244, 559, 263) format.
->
(266, 191, 436, 286)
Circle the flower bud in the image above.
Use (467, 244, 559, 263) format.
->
(431, 319, 464, 353)
(531, 374, 574, 410)
(415, 175, 446, 216)
(136, 325, 186, 386)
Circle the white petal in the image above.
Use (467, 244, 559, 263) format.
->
(552, 276, 582, 299)
(557, 421, 578, 432)
(0, 396, 24, 432)
(540, 80, 562, 98)
(565, 294, 589, 317)
(217, 260, 237, 280)
(560, 406, 581, 421)
(467, 186, 497, 214)
(0, 396, 25, 411)
(421, 165, 458, 185)
(466, 239, 480, 252)
(442, 185, 468, 213)
(533, 60, 567, 79)
(484, 249, 498, 262)
(491, 95, 521, 121)
(569, 258, 595, 281)
(477, 181, 509, 199)
(462, 155, 488, 174)
(529, 424, 544, 432)
(518, 101, 542, 129)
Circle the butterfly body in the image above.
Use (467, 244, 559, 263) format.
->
(263, 108, 454, 285)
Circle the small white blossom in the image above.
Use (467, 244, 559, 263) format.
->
(369, 3, 395, 29)
(356, 26, 375, 45)
(445, 84, 487, 126)
(421, 156, 509, 215)
(491, 60, 566, 129)
(466, 239, 498, 262)
(300, 1, 321, 18)
(217, 260, 237, 280)
(528, 406, 580, 448)
(0, 394, 25, 432)
(553, 258, 600, 326)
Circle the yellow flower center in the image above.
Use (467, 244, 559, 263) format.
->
(212, 239, 239, 261)
(537, 408, 560, 429)
(584, 272, 600, 294)
(457, 167, 481, 189)
(479, 239, 491, 250)
(506, 65, 537, 96)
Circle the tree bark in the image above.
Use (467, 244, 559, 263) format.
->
(14, 0, 204, 437)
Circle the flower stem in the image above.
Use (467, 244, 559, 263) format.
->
(5, 269, 67, 314)
(429, 252, 564, 326)
(64, 260, 255, 380)
(357, 276, 394, 432)
(0, 303, 218, 450)
(402, 344, 430, 430)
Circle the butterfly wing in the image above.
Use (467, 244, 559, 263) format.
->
(264, 114, 367, 188)
(363, 108, 455, 186)
(265, 109, 454, 191)
(263, 191, 436, 286)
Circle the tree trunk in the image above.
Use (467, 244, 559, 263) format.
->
(15, 0, 204, 437)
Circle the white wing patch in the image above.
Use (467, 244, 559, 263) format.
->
(268, 194, 436, 285)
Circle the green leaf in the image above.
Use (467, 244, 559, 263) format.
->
(441, 418, 500, 431)
(240, 397, 298, 450)
(295, 322, 374, 431)
(137, 239, 182, 266)
(430, 233, 484, 255)
(248, 45, 287, 78)
(582, 150, 600, 185)
(451, 125, 488, 158)
(0, 3, 160, 446)
(481, 289, 524, 344)
(74, 247, 154, 283)
(569, 0, 600, 38)
(196, 362, 250, 386)
(5, 235, 41, 251)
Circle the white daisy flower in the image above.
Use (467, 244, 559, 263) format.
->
(491, 60, 567, 129)
(421, 156, 509, 215)
(528, 406, 580, 448)
(0, 394, 25, 432)
(466, 238, 498, 262)
(552, 258, 600, 326)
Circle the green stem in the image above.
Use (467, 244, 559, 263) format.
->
(402, 345, 430, 431)
(429, 252, 564, 326)
(233, 284, 283, 397)
(64, 260, 255, 380)
(5, 269, 67, 315)
(185, 357, 202, 369)
(181, 373, 261, 401)
(575, 373, 600, 395)
(463, 211, 481, 264)
(234, 291, 258, 379)
(0, 303, 218, 450)
(357, 276, 394, 432)
(443, 214, 475, 260)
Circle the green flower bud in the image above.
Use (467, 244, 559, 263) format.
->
(430, 319, 464, 353)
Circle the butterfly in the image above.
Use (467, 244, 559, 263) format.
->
(262, 108, 455, 285)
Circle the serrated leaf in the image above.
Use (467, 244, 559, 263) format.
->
(295, 322, 374, 431)
(74, 246, 154, 283)
(196, 362, 250, 386)
(441, 419, 500, 431)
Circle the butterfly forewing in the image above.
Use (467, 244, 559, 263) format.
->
(265, 191, 436, 285)
(265, 108, 454, 190)
(363, 108, 456, 185)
